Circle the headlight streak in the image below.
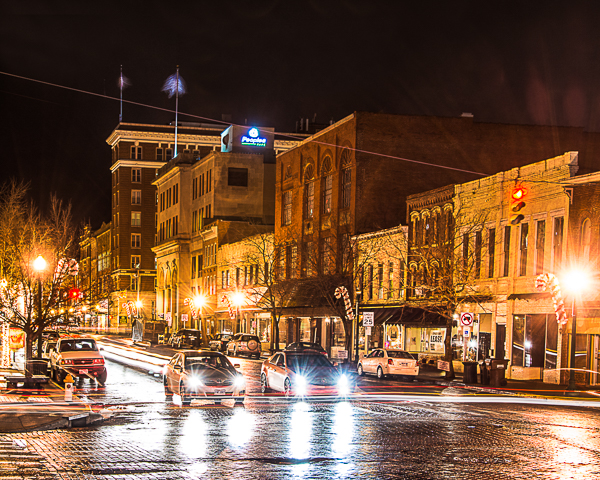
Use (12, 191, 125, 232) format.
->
(337, 374, 350, 396)
(294, 375, 307, 396)
(290, 401, 312, 460)
(234, 375, 246, 389)
(187, 376, 204, 389)
(98, 343, 168, 374)
(333, 401, 354, 457)
(227, 408, 255, 448)
(180, 409, 208, 459)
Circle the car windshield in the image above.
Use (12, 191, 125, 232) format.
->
(287, 354, 333, 372)
(185, 355, 235, 373)
(59, 339, 97, 352)
(387, 351, 415, 359)
(241, 335, 258, 342)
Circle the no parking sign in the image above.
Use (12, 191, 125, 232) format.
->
(460, 312, 474, 327)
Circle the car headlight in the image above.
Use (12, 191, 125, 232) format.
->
(234, 375, 246, 388)
(337, 374, 350, 395)
(187, 376, 204, 388)
(294, 375, 307, 395)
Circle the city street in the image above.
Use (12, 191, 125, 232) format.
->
(2, 353, 600, 479)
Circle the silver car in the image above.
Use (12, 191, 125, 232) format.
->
(163, 350, 246, 405)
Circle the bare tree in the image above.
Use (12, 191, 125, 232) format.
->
(0, 181, 78, 373)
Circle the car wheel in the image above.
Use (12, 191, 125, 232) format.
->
(377, 366, 385, 380)
(261, 373, 270, 393)
(164, 379, 173, 399)
(284, 378, 292, 397)
(357, 364, 364, 376)
(97, 369, 107, 386)
(180, 382, 191, 405)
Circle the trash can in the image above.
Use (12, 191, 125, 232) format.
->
(462, 361, 478, 384)
(480, 359, 491, 385)
(490, 359, 509, 387)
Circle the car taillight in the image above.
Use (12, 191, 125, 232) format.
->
(60, 359, 73, 365)
(241, 342, 247, 347)
(93, 358, 104, 365)
(388, 359, 394, 365)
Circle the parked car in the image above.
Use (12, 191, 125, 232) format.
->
(210, 333, 234, 352)
(163, 350, 246, 405)
(285, 342, 328, 357)
(226, 333, 262, 358)
(170, 329, 203, 349)
(260, 351, 354, 397)
(41, 339, 57, 359)
(357, 348, 419, 380)
(49, 337, 107, 385)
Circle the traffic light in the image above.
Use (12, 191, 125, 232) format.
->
(509, 185, 527, 225)
(68, 288, 80, 300)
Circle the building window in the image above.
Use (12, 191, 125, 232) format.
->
(282, 190, 292, 226)
(131, 190, 141, 205)
(131, 233, 141, 248)
(388, 262, 394, 299)
(156, 147, 163, 161)
(302, 241, 313, 277)
(132, 168, 141, 183)
(173, 183, 179, 204)
(166, 148, 173, 160)
(377, 263, 384, 299)
(581, 218, 591, 262)
(474, 231, 482, 279)
(130, 146, 141, 159)
(131, 255, 141, 269)
(367, 265, 374, 300)
(131, 211, 141, 227)
(228, 168, 248, 187)
(320, 237, 332, 275)
(512, 314, 550, 368)
(462, 233, 469, 277)
(535, 220, 545, 275)
(304, 182, 314, 220)
(322, 174, 332, 215)
(553, 217, 564, 271)
(488, 228, 496, 278)
(503, 226, 511, 277)
(341, 167, 351, 209)
(519, 223, 529, 276)
(192, 256, 197, 280)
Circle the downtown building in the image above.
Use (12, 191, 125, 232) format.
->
(104, 121, 301, 332)
(273, 111, 600, 361)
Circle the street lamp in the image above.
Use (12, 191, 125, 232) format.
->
(232, 291, 245, 334)
(32, 255, 46, 363)
(562, 268, 589, 392)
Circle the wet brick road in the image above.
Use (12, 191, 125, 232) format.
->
(1, 357, 600, 479)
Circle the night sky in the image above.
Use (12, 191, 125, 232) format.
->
(2, 1, 600, 228)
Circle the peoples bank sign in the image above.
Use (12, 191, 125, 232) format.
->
(241, 127, 267, 147)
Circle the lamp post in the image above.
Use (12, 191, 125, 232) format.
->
(562, 269, 588, 392)
(194, 295, 207, 347)
(354, 290, 361, 363)
(232, 291, 245, 334)
(32, 255, 47, 361)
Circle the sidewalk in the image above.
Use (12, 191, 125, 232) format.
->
(0, 367, 106, 433)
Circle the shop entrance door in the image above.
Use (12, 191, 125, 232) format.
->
(495, 324, 506, 360)
(591, 335, 600, 386)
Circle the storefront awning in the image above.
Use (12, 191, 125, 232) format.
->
(507, 292, 551, 300)
(361, 306, 449, 327)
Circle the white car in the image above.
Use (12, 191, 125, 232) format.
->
(49, 337, 107, 385)
(357, 349, 419, 380)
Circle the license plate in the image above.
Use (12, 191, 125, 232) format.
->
(215, 389, 226, 395)
(79, 369, 88, 374)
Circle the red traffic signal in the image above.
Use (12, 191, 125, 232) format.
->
(68, 288, 80, 299)
(509, 185, 527, 225)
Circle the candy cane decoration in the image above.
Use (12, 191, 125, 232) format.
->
(184, 298, 197, 318)
(122, 302, 131, 317)
(128, 301, 137, 317)
(334, 286, 355, 322)
(535, 273, 568, 325)
(221, 295, 236, 321)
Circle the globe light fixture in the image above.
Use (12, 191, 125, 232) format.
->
(33, 255, 47, 272)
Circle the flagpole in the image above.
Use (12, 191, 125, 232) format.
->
(119, 65, 123, 123)
(174, 65, 179, 157)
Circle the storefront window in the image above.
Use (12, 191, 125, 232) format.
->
(545, 316, 558, 369)
(299, 318, 311, 342)
(512, 314, 545, 368)
(385, 325, 402, 349)
(332, 318, 345, 347)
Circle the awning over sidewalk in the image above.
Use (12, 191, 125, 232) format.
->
(360, 306, 449, 327)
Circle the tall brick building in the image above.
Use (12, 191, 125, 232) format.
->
(274, 111, 600, 358)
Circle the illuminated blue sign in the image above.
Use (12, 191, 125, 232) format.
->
(241, 127, 267, 147)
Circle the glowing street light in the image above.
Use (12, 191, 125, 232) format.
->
(562, 268, 590, 392)
(33, 255, 47, 273)
(32, 255, 47, 362)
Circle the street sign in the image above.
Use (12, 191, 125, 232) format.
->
(181, 314, 189, 322)
(460, 312, 474, 326)
(464, 329, 470, 337)
(365, 326, 372, 335)
(363, 312, 374, 327)
(437, 360, 450, 371)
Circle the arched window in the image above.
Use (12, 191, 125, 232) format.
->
(303, 163, 314, 219)
(581, 218, 591, 262)
(321, 156, 333, 215)
(340, 148, 352, 209)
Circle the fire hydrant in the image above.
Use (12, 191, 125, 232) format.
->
(64, 374, 75, 402)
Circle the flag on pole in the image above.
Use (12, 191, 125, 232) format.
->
(162, 66, 186, 157)
(118, 65, 131, 123)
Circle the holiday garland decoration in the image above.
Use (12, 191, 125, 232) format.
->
(334, 286, 354, 322)
(221, 295, 236, 321)
(535, 273, 568, 325)
(184, 298, 197, 318)
(54, 258, 79, 280)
